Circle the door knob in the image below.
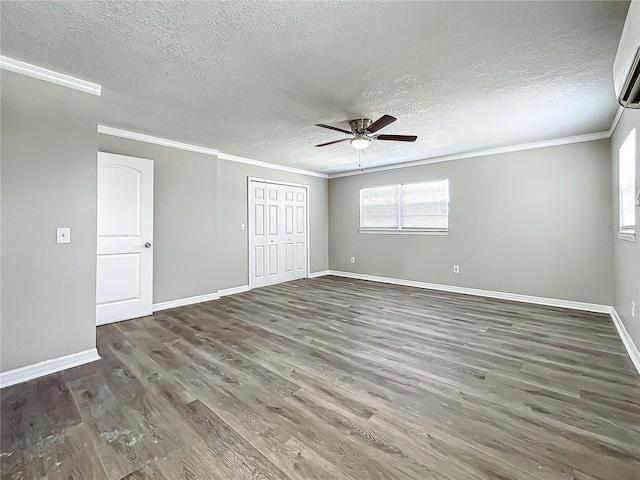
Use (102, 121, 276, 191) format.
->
(144, 242, 152, 248)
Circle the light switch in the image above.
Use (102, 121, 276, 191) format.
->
(241, 223, 246, 231)
(56, 227, 71, 244)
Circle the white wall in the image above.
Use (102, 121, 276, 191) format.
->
(329, 139, 614, 305)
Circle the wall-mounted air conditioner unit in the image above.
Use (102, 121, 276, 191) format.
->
(613, 0, 640, 109)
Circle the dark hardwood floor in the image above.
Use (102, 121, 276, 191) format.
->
(2, 276, 639, 480)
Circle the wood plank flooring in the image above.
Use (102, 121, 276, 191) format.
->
(2, 276, 639, 480)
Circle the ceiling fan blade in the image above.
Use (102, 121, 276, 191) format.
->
(376, 134, 417, 142)
(367, 115, 396, 133)
(315, 138, 351, 147)
(315, 123, 352, 135)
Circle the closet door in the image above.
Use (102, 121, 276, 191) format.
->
(279, 185, 307, 282)
(292, 187, 307, 280)
(265, 184, 282, 285)
(248, 182, 267, 288)
(280, 186, 298, 283)
(249, 180, 308, 289)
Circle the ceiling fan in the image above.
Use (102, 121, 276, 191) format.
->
(315, 115, 417, 149)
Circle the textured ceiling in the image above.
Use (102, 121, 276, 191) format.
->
(0, 1, 629, 173)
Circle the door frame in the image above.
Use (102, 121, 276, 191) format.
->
(247, 177, 310, 290)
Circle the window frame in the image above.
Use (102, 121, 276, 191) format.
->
(359, 179, 450, 235)
(618, 129, 637, 242)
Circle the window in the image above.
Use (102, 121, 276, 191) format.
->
(619, 129, 637, 240)
(360, 179, 449, 233)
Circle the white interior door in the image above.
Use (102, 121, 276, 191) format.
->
(280, 185, 307, 283)
(248, 179, 308, 289)
(97, 152, 154, 325)
(249, 181, 267, 288)
(266, 185, 282, 285)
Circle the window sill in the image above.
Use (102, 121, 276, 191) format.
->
(359, 230, 449, 236)
(618, 232, 636, 242)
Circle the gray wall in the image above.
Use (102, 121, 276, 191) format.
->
(217, 160, 329, 291)
(611, 109, 640, 352)
(329, 139, 614, 305)
(1, 72, 98, 372)
(0, 69, 619, 372)
(1, 98, 328, 374)
(97, 135, 218, 303)
(94, 140, 330, 298)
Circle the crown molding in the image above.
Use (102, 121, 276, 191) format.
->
(608, 106, 624, 137)
(328, 130, 611, 179)
(4, 56, 615, 179)
(99, 123, 612, 180)
(99, 125, 327, 179)
(217, 152, 328, 179)
(98, 125, 220, 157)
(0, 56, 101, 96)
(99, 124, 611, 180)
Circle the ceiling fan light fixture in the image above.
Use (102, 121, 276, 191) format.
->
(315, 115, 416, 149)
(351, 135, 371, 150)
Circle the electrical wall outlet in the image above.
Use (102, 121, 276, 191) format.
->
(350, 256, 356, 263)
(453, 265, 460, 274)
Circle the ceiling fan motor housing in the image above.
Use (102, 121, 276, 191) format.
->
(349, 118, 372, 133)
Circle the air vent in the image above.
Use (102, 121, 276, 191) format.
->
(619, 47, 640, 109)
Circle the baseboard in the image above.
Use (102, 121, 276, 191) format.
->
(327, 270, 611, 313)
(153, 285, 254, 311)
(308, 270, 331, 278)
(218, 285, 250, 297)
(328, 270, 640, 375)
(0, 348, 101, 389)
(610, 308, 640, 375)
(153, 292, 220, 312)
(147, 273, 640, 378)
